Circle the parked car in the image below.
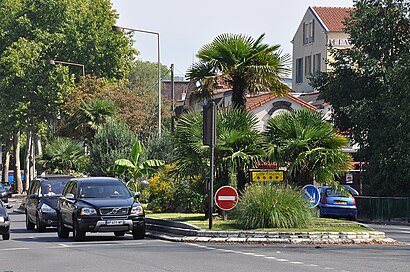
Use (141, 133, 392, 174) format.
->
(0, 183, 9, 203)
(1, 182, 12, 198)
(25, 175, 73, 232)
(318, 185, 357, 220)
(57, 177, 145, 241)
(0, 200, 12, 240)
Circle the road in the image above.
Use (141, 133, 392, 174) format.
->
(1, 212, 410, 272)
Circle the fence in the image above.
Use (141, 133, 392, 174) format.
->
(356, 196, 410, 223)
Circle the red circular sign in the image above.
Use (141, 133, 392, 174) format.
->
(215, 186, 239, 211)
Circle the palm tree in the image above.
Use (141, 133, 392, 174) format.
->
(39, 137, 88, 175)
(264, 109, 352, 187)
(173, 107, 265, 191)
(186, 33, 290, 109)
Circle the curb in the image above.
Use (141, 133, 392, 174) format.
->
(145, 217, 399, 245)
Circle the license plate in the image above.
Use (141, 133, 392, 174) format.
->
(106, 220, 124, 225)
(335, 201, 347, 205)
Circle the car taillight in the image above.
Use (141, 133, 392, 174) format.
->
(321, 193, 327, 204)
(352, 197, 356, 206)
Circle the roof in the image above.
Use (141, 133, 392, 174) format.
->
(246, 93, 317, 111)
(311, 6, 352, 32)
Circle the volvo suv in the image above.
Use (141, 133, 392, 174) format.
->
(25, 175, 73, 231)
(57, 177, 145, 241)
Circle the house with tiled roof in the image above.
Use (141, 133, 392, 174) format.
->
(292, 6, 353, 93)
(177, 83, 317, 132)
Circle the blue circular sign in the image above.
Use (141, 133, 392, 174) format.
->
(302, 185, 321, 208)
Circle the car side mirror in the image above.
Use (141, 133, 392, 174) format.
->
(65, 193, 75, 200)
(6, 204, 13, 209)
(29, 194, 39, 199)
(134, 192, 141, 199)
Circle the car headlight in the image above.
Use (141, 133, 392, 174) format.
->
(80, 207, 97, 216)
(0, 216, 4, 223)
(40, 203, 55, 213)
(130, 205, 144, 215)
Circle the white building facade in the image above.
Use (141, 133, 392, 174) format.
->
(292, 6, 352, 93)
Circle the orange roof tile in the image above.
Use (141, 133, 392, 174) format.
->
(312, 6, 353, 32)
(246, 93, 317, 111)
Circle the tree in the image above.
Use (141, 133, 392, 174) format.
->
(87, 120, 136, 176)
(111, 139, 164, 192)
(186, 33, 290, 109)
(173, 107, 265, 191)
(264, 109, 352, 187)
(0, 0, 135, 191)
(311, 0, 410, 195)
(39, 137, 88, 175)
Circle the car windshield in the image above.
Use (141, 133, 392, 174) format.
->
(326, 188, 351, 197)
(79, 183, 131, 199)
(40, 179, 69, 196)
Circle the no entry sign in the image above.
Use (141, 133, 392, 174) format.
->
(215, 186, 239, 211)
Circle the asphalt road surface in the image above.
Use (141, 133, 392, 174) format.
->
(1, 212, 410, 272)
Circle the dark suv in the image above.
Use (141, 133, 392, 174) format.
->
(57, 177, 145, 241)
(25, 175, 73, 231)
(0, 200, 11, 240)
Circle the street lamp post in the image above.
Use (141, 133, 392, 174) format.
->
(45, 59, 85, 77)
(112, 25, 161, 137)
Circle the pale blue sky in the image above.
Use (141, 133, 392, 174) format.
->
(111, 0, 353, 76)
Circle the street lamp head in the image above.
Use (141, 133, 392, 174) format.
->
(112, 25, 124, 33)
(45, 59, 56, 65)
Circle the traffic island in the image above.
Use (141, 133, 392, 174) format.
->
(146, 217, 399, 245)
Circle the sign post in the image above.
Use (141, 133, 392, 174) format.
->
(203, 101, 216, 229)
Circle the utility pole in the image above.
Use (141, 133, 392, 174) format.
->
(170, 64, 175, 133)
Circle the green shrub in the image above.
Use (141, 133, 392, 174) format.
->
(87, 119, 136, 176)
(234, 183, 312, 229)
(146, 164, 206, 213)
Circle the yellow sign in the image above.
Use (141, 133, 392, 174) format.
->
(251, 171, 284, 182)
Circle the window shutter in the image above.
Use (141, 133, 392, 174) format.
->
(312, 20, 315, 43)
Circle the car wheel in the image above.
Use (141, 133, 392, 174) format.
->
(114, 231, 126, 237)
(132, 226, 145, 240)
(25, 212, 35, 230)
(57, 215, 69, 239)
(36, 214, 46, 232)
(73, 216, 85, 241)
(2, 233, 10, 240)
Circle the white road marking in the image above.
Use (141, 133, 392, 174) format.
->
(276, 258, 289, 262)
(1, 248, 29, 251)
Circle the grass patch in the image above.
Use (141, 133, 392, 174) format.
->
(146, 212, 372, 232)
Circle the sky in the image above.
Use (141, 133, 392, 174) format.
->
(111, 0, 353, 77)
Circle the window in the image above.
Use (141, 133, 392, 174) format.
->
(296, 58, 303, 83)
(305, 55, 312, 76)
(303, 20, 315, 45)
(313, 53, 321, 74)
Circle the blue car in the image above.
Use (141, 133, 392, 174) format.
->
(318, 186, 357, 220)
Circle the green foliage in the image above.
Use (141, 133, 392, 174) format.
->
(111, 139, 164, 192)
(146, 164, 206, 213)
(87, 119, 136, 176)
(39, 137, 88, 175)
(187, 33, 290, 108)
(145, 132, 177, 164)
(311, 0, 410, 195)
(173, 107, 265, 189)
(265, 109, 352, 186)
(234, 183, 312, 229)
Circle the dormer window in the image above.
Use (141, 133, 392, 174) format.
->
(303, 20, 315, 45)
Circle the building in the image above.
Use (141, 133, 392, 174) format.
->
(292, 6, 352, 93)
